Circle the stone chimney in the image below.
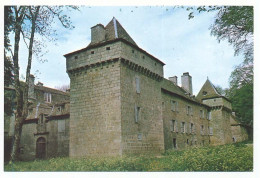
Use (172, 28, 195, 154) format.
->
(91, 24, 106, 44)
(181, 72, 193, 95)
(28, 74, 35, 99)
(169, 76, 178, 85)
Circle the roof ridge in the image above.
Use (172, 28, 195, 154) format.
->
(113, 17, 118, 38)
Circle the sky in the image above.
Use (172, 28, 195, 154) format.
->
(16, 6, 245, 95)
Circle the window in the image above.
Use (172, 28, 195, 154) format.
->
(44, 92, 51, 103)
(142, 55, 145, 59)
(74, 56, 78, 59)
(187, 139, 189, 145)
(58, 119, 65, 134)
(202, 91, 207, 96)
(135, 105, 140, 123)
(170, 120, 176, 132)
(28, 108, 33, 115)
(132, 49, 135, 53)
(91, 51, 94, 54)
(138, 133, 142, 140)
(209, 127, 213, 135)
(190, 123, 194, 134)
(207, 111, 212, 120)
(201, 125, 204, 135)
(181, 122, 185, 133)
(186, 106, 192, 115)
(173, 138, 177, 149)
(135, 76, 140, 94)
(58, 104, 65, 113)
(106, 47, 110, 50)
(200, 110, 204, 118)
(171, 100, 178, 112)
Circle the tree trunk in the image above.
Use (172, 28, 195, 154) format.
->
(10, 6, 26, 163)
(23, 6, 40, 117)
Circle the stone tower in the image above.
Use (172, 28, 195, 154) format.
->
(196, 79, 233, 145)
(64, 17, 165, 157)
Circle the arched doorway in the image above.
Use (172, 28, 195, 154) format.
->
(36, 137, 46, 159)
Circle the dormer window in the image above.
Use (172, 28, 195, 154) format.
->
(202, 91, 207, 96)
(44, 92, 52, 103)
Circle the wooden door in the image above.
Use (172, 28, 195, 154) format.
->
(36, 137, 46, 159)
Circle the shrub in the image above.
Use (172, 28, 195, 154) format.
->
(4, 142, 253, 172)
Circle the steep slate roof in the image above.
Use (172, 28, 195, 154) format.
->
(196, 78, 221, 101)
(104, 17, 137, 46)
(161, 78, 210, 108)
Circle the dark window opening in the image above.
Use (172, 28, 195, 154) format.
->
(91, 51, 94, 54)
(106, 47, 110, 50)
(173, 138, 177, 149)
(155, 63, 157, 66)
(74, 56, 78, 59)
(142, 56, 145, 59)
(135, 105, 141, 123)
(187, 139, 189, 145)
(132, 49, 135, 53)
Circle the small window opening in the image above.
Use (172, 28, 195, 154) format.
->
(202, 91, 207, 96)
(132, 49, 135, 53)
(138, 133, 142, 140)
(74, 56, 78, 59)
(106, 47, 110, 50)
(142, 56, 145, 59)
(173, 138, 177, 149)
(91, 51, 94, 54)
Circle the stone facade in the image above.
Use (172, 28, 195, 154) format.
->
(5, 79, 70, 161)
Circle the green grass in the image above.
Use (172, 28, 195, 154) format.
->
(5, 142, 253, 172)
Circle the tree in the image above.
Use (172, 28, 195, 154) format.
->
(230, 84, 253, 127)
(226, 60, 253, 127)
(55, 84, 70, 92)
(6, 5, 78, 162)
(187, 6, 253, 62)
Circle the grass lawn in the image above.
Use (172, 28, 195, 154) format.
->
(5, 141, 253, 172)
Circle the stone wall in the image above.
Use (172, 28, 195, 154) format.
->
(161, 88, 210, 150)
(120, 42, 164, 77)
(231, 125, 249, 142)
(209, 108, 232, 145)
(20, 123, 37, 160)
(34, 88, 69, 104)
(203, 97, 231, 110)
(69, 60, 122, 157)
(120, 63, 164, 155)
(66, 41, 123, 71)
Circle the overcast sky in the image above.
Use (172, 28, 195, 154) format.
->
(17, 6, 244, 95)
